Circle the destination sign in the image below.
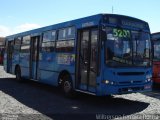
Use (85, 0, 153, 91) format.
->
(82, 22, 95, 28)
(121, 20, 145, 29)
(104, 16, 147, 29)
(113, 28, 130, 38)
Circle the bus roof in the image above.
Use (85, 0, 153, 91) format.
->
(152, 32, 160, 35)
(152, 32, 160, 40)
(6, 14, 149, 40)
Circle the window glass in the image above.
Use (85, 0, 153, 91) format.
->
(8, 41, 14, 60)
(41, 41, 55, 52)
(21, 45, 30, 53)
(11, 40, 14, 45)
(81, 31, 89, 61)
(56, 27, 75, 52)
(66, 27, 75, 39)
(91, 30, 98, 72)
(58, 29, 66, 40)
(22, 36, 30, 44)
(56, 40, 74, 52)
(132, 31, 151, 64)
(14, 38, 21, 52)
(58, 27, 75, 40)
(105, 27, 151, 67)
(43, 31, 56, 42)
(21, 36, 30, 53)
(105, 27, 132, 66)
(15, 37, 21, 45)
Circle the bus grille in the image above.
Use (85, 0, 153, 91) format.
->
(117, 72, 145, 76)
(118, 80, 143, 85)
(119, 87, 144, 93)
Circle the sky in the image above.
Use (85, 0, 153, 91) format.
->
(0, 0, 159, 37)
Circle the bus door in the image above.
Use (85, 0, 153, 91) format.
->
(30, 36, 40, 80)
(7, 41, 14, 73)
(77, 28, 98, 92)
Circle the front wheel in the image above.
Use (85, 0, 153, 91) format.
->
(61, 75, 75, 97)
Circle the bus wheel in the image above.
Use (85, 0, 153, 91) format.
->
(15, 67, 22, 82)
(62, 75, 74, 97)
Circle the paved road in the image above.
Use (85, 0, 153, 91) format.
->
(0, 66, 160, 120)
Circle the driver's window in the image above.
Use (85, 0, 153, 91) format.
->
(132, 31, 145, 57)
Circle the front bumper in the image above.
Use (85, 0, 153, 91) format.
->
(99, 82, 152, 96)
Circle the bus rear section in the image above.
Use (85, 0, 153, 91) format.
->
(152, 32, 160, 84)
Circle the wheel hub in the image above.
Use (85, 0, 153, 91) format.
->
(64, 81, 71, 93)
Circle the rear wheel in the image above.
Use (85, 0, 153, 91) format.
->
(15, 67, 22, 82)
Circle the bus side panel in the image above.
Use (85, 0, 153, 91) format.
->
(20, 53, 30, 78)
(39, 70, 59, 86)
(38, 52, 57, 85)
(55, 53, 75, 82)
(3, 53, 7, 72)
(39, 52, 59, 85)
(38, 53, 75, 86)
(12, 53, 20, 74)
(96, 47, 105, 96)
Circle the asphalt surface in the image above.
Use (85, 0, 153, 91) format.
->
(0, 66, 160, 120)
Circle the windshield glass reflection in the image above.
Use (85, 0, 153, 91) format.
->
(105, 27, 151, 67)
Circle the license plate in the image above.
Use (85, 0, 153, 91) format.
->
(128, 88, 133, 92)
(144, 85, 151, 89)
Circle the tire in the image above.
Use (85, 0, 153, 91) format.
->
(61, 74, 75, 97)
(15, 67, 22, 82)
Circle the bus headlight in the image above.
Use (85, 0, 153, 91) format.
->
(146, 74, 152, 79)
(103, 80, 116, 85)
(145, 74, 152, 82)
(147, 78, 151, 82)
(105, 80, 110, 84)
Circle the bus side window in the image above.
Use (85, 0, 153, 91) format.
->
(41, 30, 56, 53)
(8, 41, 14, 60)
(21, 36, 30, 53)
(14, 37, 21, 53)
(56, 27, 75, 52)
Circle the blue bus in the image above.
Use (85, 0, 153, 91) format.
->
(4, 14, 152, 97)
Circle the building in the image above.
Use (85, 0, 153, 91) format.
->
(0, 37, 5, 46)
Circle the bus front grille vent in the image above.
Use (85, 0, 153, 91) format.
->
(118, 80, 143, 85)
(119, 87, 144, 93)
(117, 72, 145, 76)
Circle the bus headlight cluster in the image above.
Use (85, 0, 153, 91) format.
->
(103, 80, 116, 85)
(105, 80, 110, 84)
(146, 74, 152, 79)
(145, 74, 152, 82)
(146, 78, 151, 82)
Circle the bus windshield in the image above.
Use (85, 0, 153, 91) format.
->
(153, 40, 160, 61)
(105, 27, 151, 67)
